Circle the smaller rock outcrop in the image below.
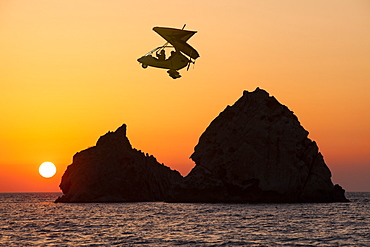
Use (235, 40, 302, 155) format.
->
(168, 88, 348, 203)
(55, 124, 182, 203)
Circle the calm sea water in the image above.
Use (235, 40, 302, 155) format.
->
(0, 192, 368, 246)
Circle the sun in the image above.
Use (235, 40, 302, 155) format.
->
(39, 162, 57, 178)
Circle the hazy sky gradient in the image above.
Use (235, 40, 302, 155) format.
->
(1, 0, 369, 192)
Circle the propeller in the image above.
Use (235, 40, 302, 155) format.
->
(187, 58, 192, 71)
(187, 48, 194, 71)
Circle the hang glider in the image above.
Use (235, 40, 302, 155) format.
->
(137, 25, 199, 79)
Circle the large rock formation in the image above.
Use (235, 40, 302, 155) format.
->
(55, 124, 182, 203)
(56, 88, 348, 203)
(168, 88, 348, 203)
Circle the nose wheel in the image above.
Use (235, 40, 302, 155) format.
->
(141, 64, 148, 69)
(167, 69, 181, 79)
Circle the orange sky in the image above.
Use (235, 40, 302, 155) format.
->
(0, 0, 369, 192)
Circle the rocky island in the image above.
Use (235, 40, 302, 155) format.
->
(55, 124, 182, 202)
(168, 88, 348, 203)
(56, 88, 348, 203)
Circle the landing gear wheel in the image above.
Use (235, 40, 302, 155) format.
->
(167, 69, 181, 79)
(142, 64, 148, 69)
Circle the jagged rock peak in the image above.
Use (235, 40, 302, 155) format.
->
(168, 88, 348, 203)
(55, 123, 182, 203)
(95, 124, 131, 148)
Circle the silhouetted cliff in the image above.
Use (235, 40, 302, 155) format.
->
(55, 124, 182, 202)
(56, 88, 348, 203)
(167, 88, 348, 203)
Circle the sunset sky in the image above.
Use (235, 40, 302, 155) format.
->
(1, 0, 369, 192)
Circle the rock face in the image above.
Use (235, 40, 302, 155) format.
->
(168, 88, 348, 203)
(56, 88, 348, 203)
(55, 124, 182, 203)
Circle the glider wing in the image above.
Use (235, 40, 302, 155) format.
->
(153, 27, 200, 59)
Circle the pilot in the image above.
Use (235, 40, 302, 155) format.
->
(167, 51, 177, 61)
(156, 50, 166, 61)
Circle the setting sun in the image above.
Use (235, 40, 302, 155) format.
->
(39, 162, 57, 178)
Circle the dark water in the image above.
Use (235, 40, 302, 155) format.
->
(0, 192, 368, 246)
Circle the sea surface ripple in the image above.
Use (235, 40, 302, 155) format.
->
(0, 192, 369, 246)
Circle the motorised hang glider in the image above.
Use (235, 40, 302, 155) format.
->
(137, 25, 199, 79)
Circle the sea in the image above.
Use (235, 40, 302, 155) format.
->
(0, 192, 368, 246)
